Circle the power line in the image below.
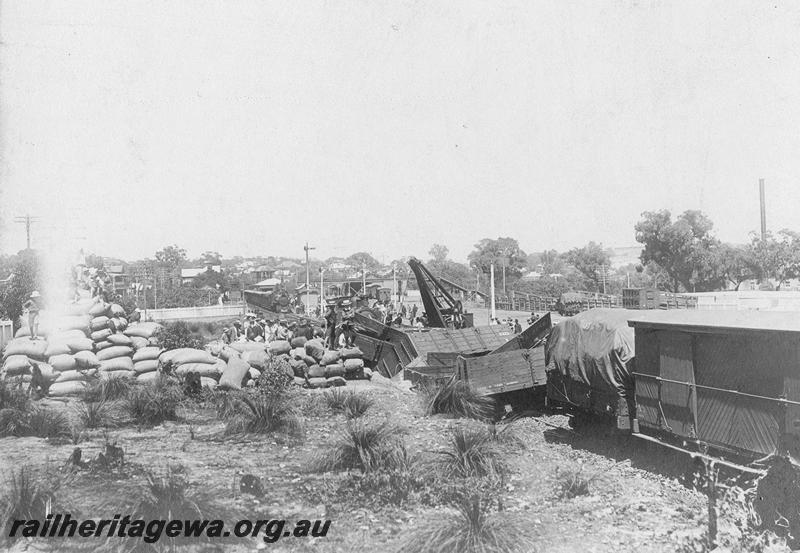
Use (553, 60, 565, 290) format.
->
(13, 214, 41, 250)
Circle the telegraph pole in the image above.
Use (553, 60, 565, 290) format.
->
(304, 242, 315, 315)
(759, 178, 767, 240)
(14, 214, 41, 250)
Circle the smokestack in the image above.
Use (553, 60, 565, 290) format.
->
(759, 178, 766, 240)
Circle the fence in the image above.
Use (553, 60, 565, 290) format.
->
(143, 303, 245, 323)
(0, 320, 12, 350)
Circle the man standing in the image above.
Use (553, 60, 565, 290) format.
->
(339, 299, 356, 348)
(410, 303, 418, 325)
(324, 301, 338, 350)
(22, 291, 43, 340)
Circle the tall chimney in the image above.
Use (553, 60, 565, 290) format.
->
(759, 178, 766, 240)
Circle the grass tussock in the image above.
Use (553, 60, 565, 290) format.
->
(223, 393, 303, 437)
(554, 464, 600, 499)
(83, 376, 134, 403)
(124, 380, 182, 427)
(399, 493, 537, 553)
(436, 423, 504, 480)
(0, 467, 66, 546)
(324, 388, 374, 419)
(0, 378, 30, 411)
(309, 419, 406, 474)
(0, 404, 71, 439)
(73, 400, 121, 429)
(420, 378, 495, 421)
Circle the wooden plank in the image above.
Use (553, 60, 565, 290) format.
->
(490, 313, 552, 354)
(458, 348, 547, 396)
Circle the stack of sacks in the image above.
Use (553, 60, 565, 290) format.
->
(96, 344, 134, 379)
(2, 338, 48, 378)
(132, 346, 163, 382)
(50, 350, 101, 396)
(339, 347, 370, 380)
(87, 301, 130, 350)
(240, 349, 269, 385)
(123, 322, 163, 348)
(218, 357, 251, 391)
(160, 348, 224, 388)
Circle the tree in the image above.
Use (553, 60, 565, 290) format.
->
(344, 252, 381, 271)
(746, 230, 800, 289)
(563, 242, 612, 291)
(0, 250, 42, 328)
(429, 244, 449, 265)
(200, 251, 222, 265)
(155, 245, 187, 269)
(467, 238, 527, 290)
(635, 210, 722, 293)
(712, 243, 755, 291)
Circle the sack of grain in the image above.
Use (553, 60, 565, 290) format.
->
(289, 359, 308, 377)
(133, 359, 159, 374)
(201, 376, 218, 389)
(248, 367, 261, 380)
(2, 355, 31, 375)
(3, 339, 48, 361)
(43, 342, 70, 358)
(55, 369, 95, 383)
(324, 363, 345, 378)
(289, 347, 305, 360)
(108, 317, 128, 333)
(320, 350, 341, 366)
(307, 364, 325, 378)
(290, 336, 307, 348)
(229, 342, 267, 353)
(169, 349, 217, 366)
(96, 346, 133, 362)
(301, 354, 316, 367)
(99, 357, 134, 372)
(90, 328, 113, 342)
(127, 336, 148, 350)
(48, 381, 87, 397)
(217, 346, 241, 362)
(218, 358, 250, 390)
(90, 316, 110, 331)
(99, 369, 135, 380)
(107, 334, 133, 347)
(363, 367, 373, 380)
(307, 377, 328, 389)
(268, 340, 291, 355)
(241, 349, 269, 371)
(88, 301, 109, 317)
(49, 354, 77, 372)
(65, 303, 89, 316)
(344, 358, 364, 372)
(66, 337, 94, 353)
(94, 341, 113, 351)
(304, 339, 325, 362)
(51, 329, 88, 342)
(109, 303, 126, 317)
(132, 347, 162, 363)
(175, 361, 225, 378)
(55, 314, 92, 332)
(137, 371, 160, 383)
(123, 322, 162, 339)
(340, 347, 364, 360)
(293, 376, 306, 387)
(326, 376, 347, 387)
(74, 350, 101, 370)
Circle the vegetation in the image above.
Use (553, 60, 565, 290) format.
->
(309, 419, 405, 473)
(0, 403, 71, 439)
(0, 467, 66, 547)
(421, 378, 495, 421)
(83, 376, 133, 403)
(74, 400, 120, 429)
(223, 391, 303, 437)
(154, 320, 203, 350)
(553, 464, 602, 500)
(435, 423, 504, 479)
(324, 388, 374, 419)
(124, 380, 182, 426)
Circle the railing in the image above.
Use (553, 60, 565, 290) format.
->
(143, 303, 245, 322)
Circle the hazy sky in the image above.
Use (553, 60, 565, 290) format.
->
(2, 1, 800, 264)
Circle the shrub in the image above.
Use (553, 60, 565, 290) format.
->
(124, 381, 182, 426)
(421, 378, 495, 421)
(324, 388, 350, 411)
(324, 389, 374, 419)
(154, 321, 203, 351)
(0, 405, 70, 439)
(309, 419, 404, 474)
(435, 423, 503, 480)
(74, 400, 120, 429)
(0, 378, 30, 411)
(399, 492, 537, 553)
(83, 377, 133, 403)
(0, 467, 66, 546)
(255, 358, 295, 396)
(223, 392, 303, 437)
(554, 464, 598, 499)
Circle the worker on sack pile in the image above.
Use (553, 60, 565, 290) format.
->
(338, 299, 356, 348)
(275, 319, 289, 341)
(128, 307, 142, 324)
(295, 318, 314, 341)
(221, 327, 232, 344)
(22, 291, 44, 341)
(246, 319, 264, 342)
(324, 301, 338, 349)
(287, 321, 298, 341)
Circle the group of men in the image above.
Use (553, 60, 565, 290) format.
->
(221, 315, 319, 345)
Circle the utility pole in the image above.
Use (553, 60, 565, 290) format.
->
(490, 263, 496, 323)
(759, 178, 767, 241)
(304, 242, 315, 315)
(14, 214, 41, 250)
(319, 267, 325, 313)
(362, 262, 366, 294)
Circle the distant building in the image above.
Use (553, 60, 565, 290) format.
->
(181, 264, 221, 285)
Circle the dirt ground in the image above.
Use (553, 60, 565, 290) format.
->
(0, 376, 710, 553)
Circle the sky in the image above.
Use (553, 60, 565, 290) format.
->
(1, 1, 800, 265)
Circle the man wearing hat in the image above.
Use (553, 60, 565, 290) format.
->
(275, 319, 289, 341)
(338, 299, 356, 348)
(295, 318, 313, 341)
(22, 291, 43, 340)
(323, 300, 338, 349)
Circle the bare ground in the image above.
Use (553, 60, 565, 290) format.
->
(0, 377, 709, 553)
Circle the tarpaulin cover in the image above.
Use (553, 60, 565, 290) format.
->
(545, 309, 638, 398)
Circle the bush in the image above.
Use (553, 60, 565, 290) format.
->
(74, 400, 120, 429)
(309, 419, 405, 474)
(324, 389, 374, 419)
(421, 378, 495, 421)
(436, 423, 503, 480)
(553, 464, 598, 499)
(223, 392, 303, 437)
(0, 404, 71, 439)
(83, 377, 133, 403)
(154, 321, 203, 351)
(0, 378, 30, 412)
(254, 357, 295, 396)
(124, 380, 182, 426)
(0, 467, 66, 546)
(399, 492, 537, 553)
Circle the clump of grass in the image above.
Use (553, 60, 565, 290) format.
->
(399, 492, 537, 553)
(0, 378, 30, 411)
(83, 376, 133, 403)
(436, 423, 503, 479)
(420, 378, 495, 421)
(0, 467, 66, 546)
(554, 464, 601, 499)
(324, 389, 374, 419)
(223, 393, 303, 437)
(309, 419, 405, 473)
(73, 400, 120, 429)
(0, 404, 71, 439)
(124, 380, 182, 426)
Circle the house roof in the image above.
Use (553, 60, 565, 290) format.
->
(255, 278, 281, 286)
(181, 266, 220, 279)
(628, 309, 800, 334)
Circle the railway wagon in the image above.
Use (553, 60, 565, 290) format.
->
(628, 310, 800, 466)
